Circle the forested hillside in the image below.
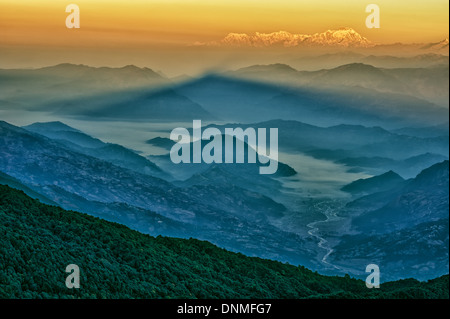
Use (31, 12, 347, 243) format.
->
(0, 184, 448, 299)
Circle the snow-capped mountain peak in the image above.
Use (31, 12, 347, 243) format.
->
(203, 28, 373, 48)
(308, 27, 373, 47)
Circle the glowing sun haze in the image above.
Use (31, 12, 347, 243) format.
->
(0, 0, 448, 72)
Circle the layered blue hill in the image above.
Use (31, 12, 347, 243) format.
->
(23, 121, 170, 180)
(0, 120, 316, 268)
(329, 161, 449, 281)
(341, 170, 405, 195)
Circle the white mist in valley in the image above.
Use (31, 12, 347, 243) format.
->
(277, 151, 370, 199)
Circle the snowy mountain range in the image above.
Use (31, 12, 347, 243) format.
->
(196, 28, 449, 52)
(200, 28, 374, 48)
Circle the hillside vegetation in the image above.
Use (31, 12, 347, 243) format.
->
(0, 184, 448, 299)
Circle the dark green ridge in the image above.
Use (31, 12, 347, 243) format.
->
(0, 184, 448, 299)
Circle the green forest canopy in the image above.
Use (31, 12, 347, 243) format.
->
(0, 184, 448, 299)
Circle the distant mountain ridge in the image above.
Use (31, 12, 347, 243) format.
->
(203, 28, 373, 48)
(229, 62, 449, 107)
(21, 63, 167, 89)
(23, 121, 81, 133)
(329, 161, 449, 281)
(22, 121, 169, 179)
(197, 28, 450, 53)
(174, 74, 449, 127)
(49, 88, 216, 121)
(421, 38, 449, 52)
(201, 119, 449, 161)
(1, 60, 448, 122)
(0, 63, 171, 111)
(349, 160, 449, 234)
(0, 63, 168, 94)
(341, 170, 405, 195)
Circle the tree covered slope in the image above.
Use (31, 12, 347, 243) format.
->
(0, 185, 448, 299)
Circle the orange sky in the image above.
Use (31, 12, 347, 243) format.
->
(1, 0, 448, 45)
(0, 0, 448, 71)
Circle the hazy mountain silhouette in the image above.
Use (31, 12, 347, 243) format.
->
(1, 120, 319, 267)
(330, 161, 449, 281)
(229, 62, 449, 107)
(347, 161, 449, 234)
(0, 64, 170, 108)
(47, 88, 216, 121)
(23, 121, 170, 180)
(175, 74, 448, 127)
(341, 170, 405, 196)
